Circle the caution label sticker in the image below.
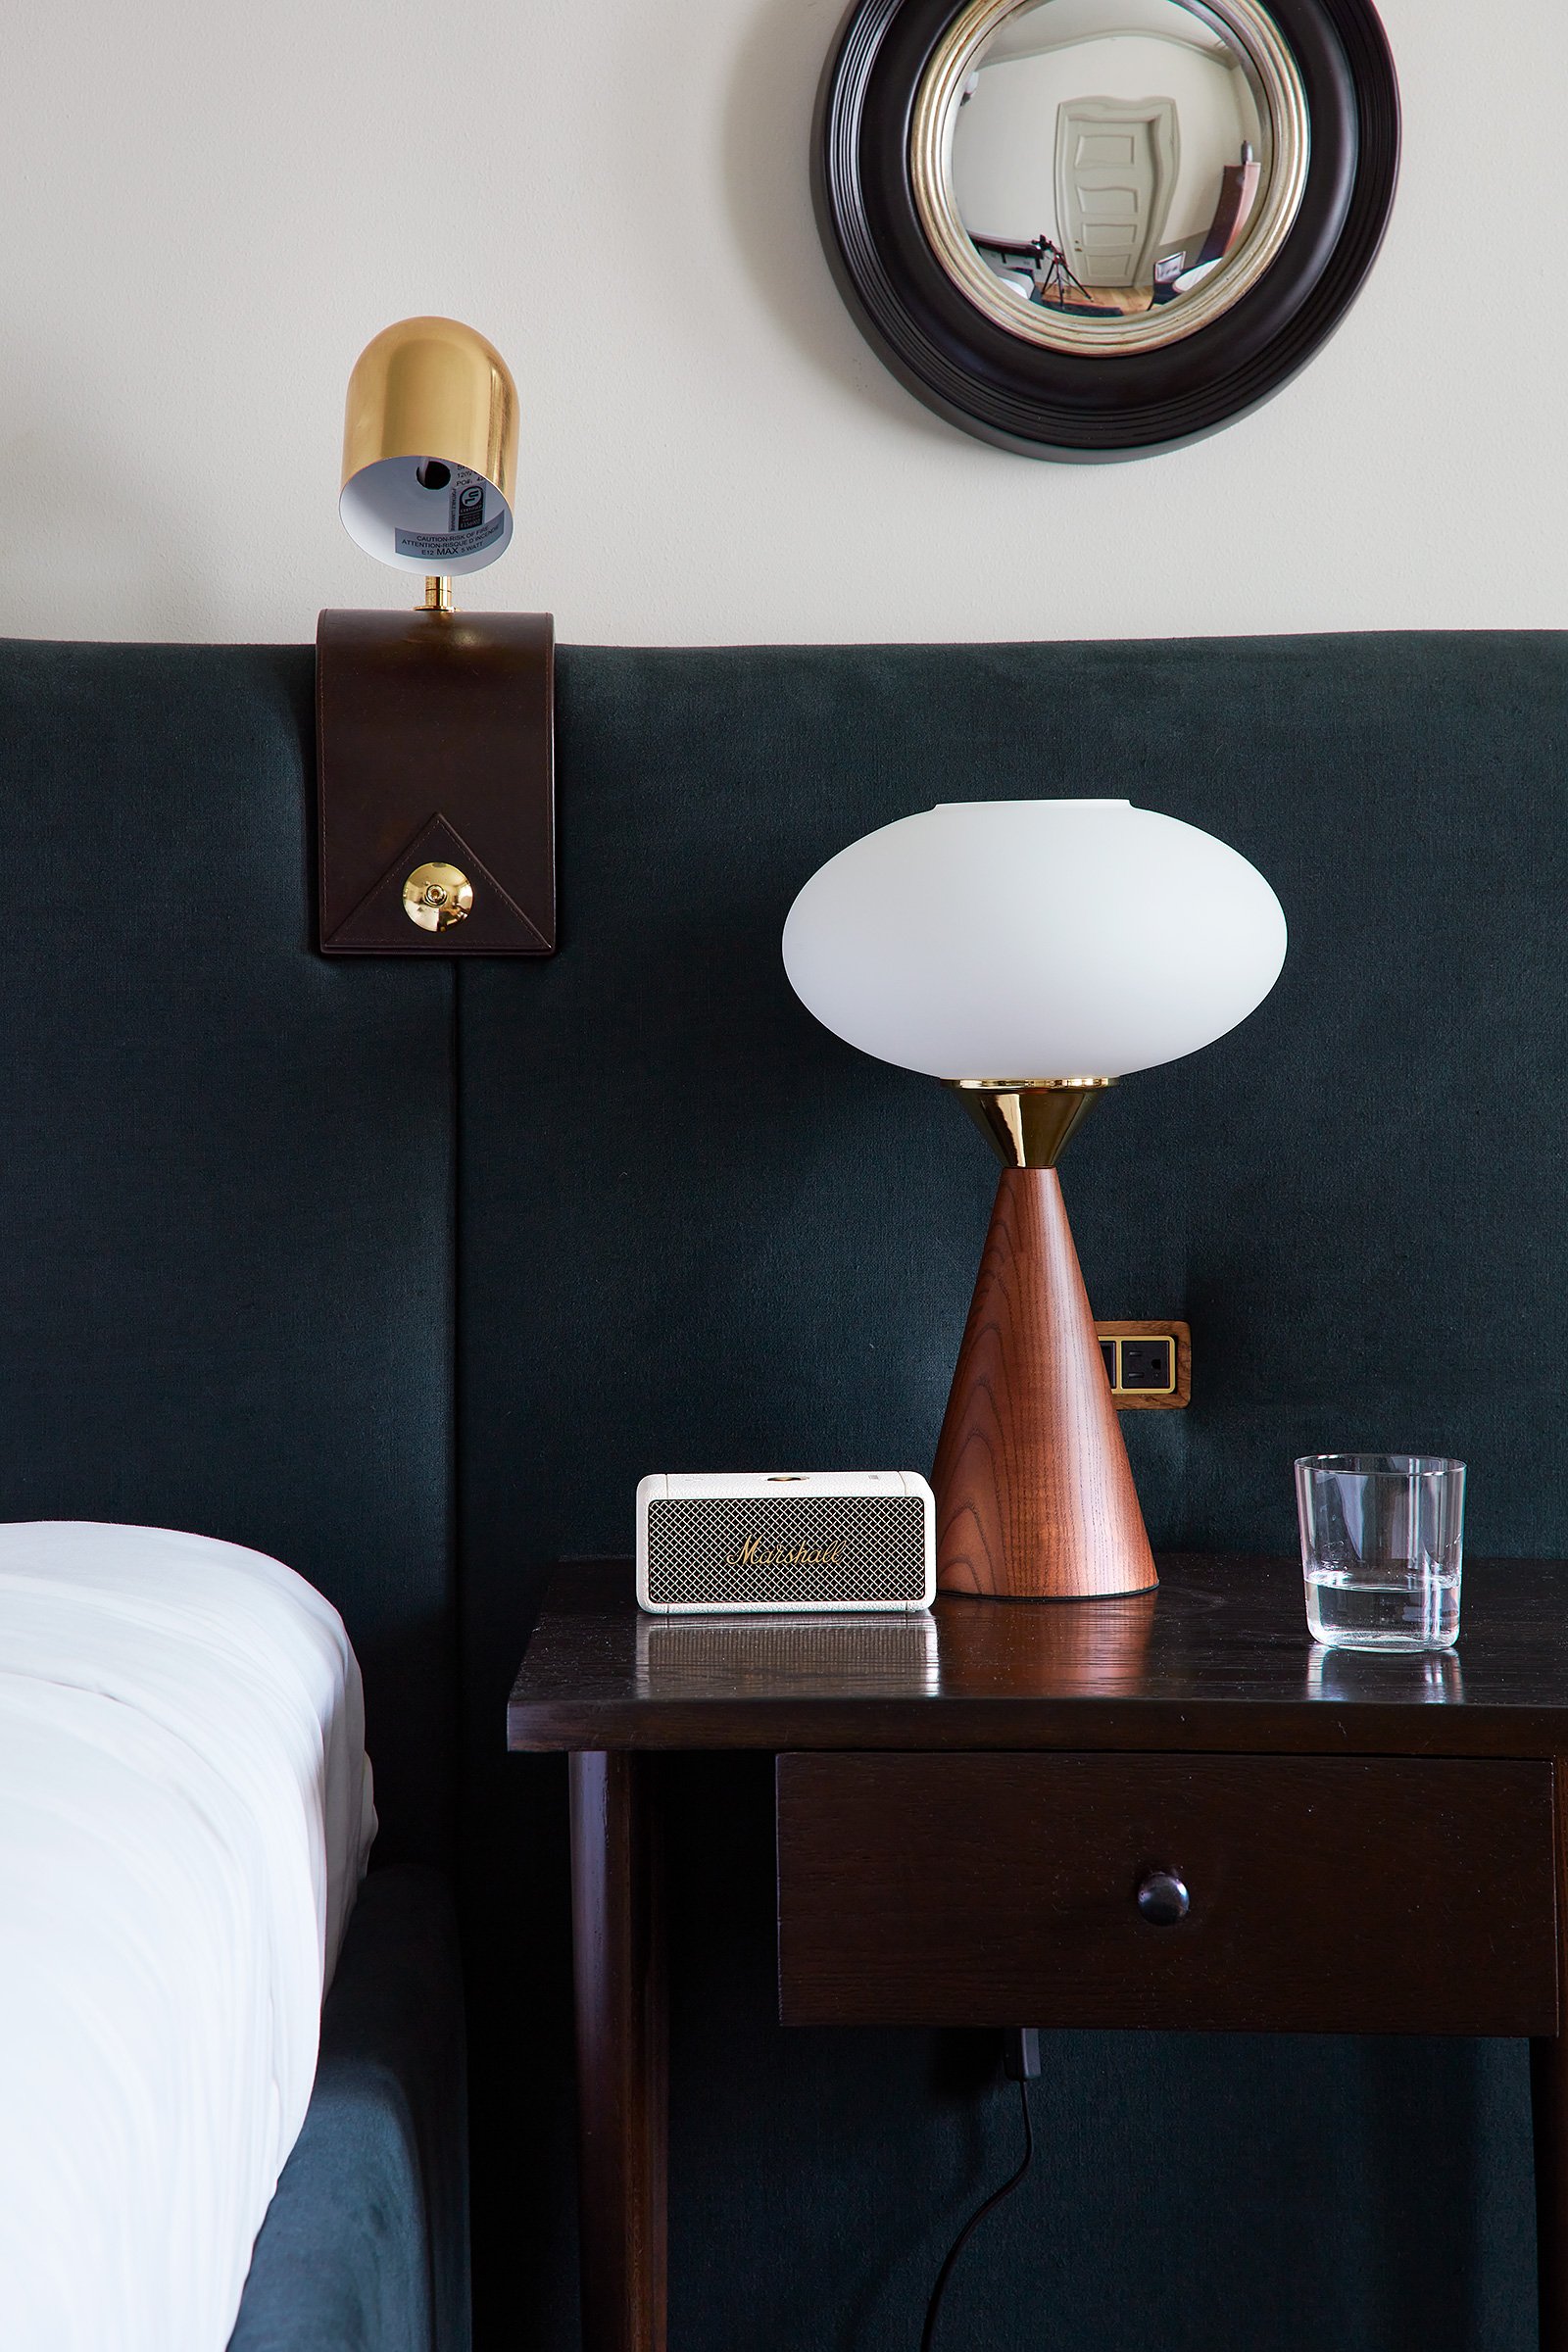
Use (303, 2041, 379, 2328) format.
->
(395, 513, 506, 561)
(396, 465, 505, 561)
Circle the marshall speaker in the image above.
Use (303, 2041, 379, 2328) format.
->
(636, 1471, 936, 1614)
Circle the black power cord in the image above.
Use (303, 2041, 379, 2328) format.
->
(919, 2057, 1037, 2352)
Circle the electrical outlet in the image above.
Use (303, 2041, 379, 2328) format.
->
(1096, 1321, 1191, 1409)
(1120, 1339, 1174, 1391)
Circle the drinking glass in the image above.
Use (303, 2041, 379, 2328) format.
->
(1294, 1453, 1464, 1652)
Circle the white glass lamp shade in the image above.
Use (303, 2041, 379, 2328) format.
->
(781, 800, 1287, 1079)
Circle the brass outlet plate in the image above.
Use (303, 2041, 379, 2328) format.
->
(1096, 1320, 1192, 1409)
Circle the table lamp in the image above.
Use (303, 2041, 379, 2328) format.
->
(782, 800, 1286, 1601)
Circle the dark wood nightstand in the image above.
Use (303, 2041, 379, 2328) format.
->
(508, 1554, 1568, 2352)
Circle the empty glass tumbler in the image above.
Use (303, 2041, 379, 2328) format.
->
(1295, 1454, 1465, 1652)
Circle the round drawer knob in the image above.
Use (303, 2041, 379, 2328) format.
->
(1136, 1869, 1190, 1928)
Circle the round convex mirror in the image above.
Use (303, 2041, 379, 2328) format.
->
(920, 0, 1307, 351)
(813, 0, 1398, 455)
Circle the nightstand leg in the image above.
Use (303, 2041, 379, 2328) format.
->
(569, 1751, 667, 2352)
(1534, 1758, 1568, 2351)
(1534, 2034, 1568, 2350)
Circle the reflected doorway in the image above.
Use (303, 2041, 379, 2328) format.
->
(1055, 96, 1178, 289)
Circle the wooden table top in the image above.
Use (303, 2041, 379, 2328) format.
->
(507, 1555, 1568, 1758)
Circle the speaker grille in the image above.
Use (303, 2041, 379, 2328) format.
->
(645, 1493, 926, 1607)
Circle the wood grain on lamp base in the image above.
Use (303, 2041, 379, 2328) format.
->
(933, 1167, 1157, 1600)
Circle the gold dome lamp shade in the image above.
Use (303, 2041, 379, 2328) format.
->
(339, 316, 518, 585)
(317, 317, 556, 959)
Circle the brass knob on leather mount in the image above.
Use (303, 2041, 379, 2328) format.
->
(1136, 1869, 1190, 1927)
(403, 862, 473, 931)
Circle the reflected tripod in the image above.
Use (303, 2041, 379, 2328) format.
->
(1033, 238, 1096, 310)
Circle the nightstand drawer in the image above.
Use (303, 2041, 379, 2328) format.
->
(776, 1753, 1559, 2034)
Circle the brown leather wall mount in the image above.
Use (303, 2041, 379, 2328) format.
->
(316, 608, 556, 956)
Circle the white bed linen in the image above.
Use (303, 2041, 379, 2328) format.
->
(0, 1522, 375, 2352)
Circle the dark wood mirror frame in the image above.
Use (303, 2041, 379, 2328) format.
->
(813, 0, 1399, 459)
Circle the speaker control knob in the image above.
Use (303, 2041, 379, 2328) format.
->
(1136, 1869, 1190, 1927)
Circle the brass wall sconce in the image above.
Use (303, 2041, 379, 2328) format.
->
(316, 316, 557, 956)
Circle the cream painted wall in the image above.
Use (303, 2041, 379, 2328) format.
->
(0, 0, 1559, 646)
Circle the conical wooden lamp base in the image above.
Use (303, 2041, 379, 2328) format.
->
(934, 1168, 1158, 1600)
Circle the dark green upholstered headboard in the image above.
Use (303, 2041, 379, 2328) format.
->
(471, 630, 1568, 1586)
(0, 641, 456, 1864)
(5, 629, 1563, 2351)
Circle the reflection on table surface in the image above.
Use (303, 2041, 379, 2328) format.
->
(636, 1610, 940, 1700)
(955, 0, 1271, 320)
(1306, 1644, 1466, 1705)
(932, 1589, 1158, 1694)
(514, 1556, 1568, 1737)
(634, 1591, 1160, 1701)
(631, 1584, 1470, 1703)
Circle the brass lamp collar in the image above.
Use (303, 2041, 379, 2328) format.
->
(947, 1077, 1115, 1168)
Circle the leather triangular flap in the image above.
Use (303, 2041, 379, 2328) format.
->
(323, 811, 552, 955)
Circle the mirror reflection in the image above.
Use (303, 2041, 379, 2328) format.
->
(950, 0, 1274, 323)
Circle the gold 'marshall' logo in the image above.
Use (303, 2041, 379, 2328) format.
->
(724, 1536, 845, 1570)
